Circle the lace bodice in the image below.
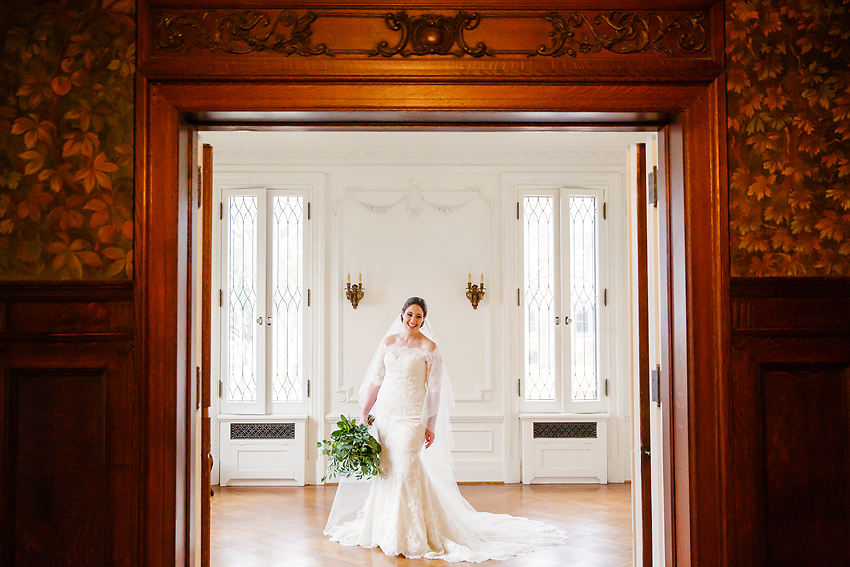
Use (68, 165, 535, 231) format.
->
(373, 345, 436, 420)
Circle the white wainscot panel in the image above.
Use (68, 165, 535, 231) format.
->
(452, 429, 493, 452)
(450, 418, 504, 482)
(219, 415, 307, 486)
(520, 414, 608, 484)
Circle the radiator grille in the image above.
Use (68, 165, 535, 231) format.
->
(230, 422, 295, 440)
(533, 421, 597, 439)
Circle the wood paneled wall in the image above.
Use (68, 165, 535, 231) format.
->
(729, 278, 850, 567)
(0, 282, 136, 566)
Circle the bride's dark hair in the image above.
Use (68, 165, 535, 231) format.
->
(401, 296, 427, 319)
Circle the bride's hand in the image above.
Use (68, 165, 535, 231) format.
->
(424, 428, 435, 448)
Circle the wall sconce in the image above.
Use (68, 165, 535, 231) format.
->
(345, 273, 364, 309)
(466, 273, 485, 310)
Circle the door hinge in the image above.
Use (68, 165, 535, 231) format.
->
(218, 380, 222, 398)
(517, 288, 521, 306)
(603, 202, 607, 220)
(517, 202, 520, 220)
(648, 165, 658, 208)
(307, 202, 311, 220)
(518, 378, 521, 397)
(605, 379, 609, 396)
(651, 365, 661, 406)
(307, 289, 311, 307)
(219, 289, 223, 307)
(196, 366, 201, 409)
(219, 202, 223, 220)
(642, 445, 651, 459)
(307, 380, 311, 397)
(604, 288, 608, 306)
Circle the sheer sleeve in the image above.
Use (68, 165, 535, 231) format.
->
(358, 342, 387, 421)
(372, 343, 387, 386)
(423, 349, 443, 432)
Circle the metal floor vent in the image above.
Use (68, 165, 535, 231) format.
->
(231, 423, 295, 440)
(533, 421, 597, 439)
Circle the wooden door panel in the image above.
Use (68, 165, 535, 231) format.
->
(763, 364, 850, 566)
(730, 279, 850, 567)
(0, 282, 135, 567)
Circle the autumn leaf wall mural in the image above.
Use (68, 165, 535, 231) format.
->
(0, 0, 847, 279)
(0, 0, 134, 279)
(727, 0, 850, 276)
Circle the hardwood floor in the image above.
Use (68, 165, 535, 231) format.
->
(211, 483, 633, 567)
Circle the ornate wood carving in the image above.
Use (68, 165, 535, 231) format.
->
(155, 10, 330, 56)
(150, 8, 710, 61)
(371, 11, 491, 58)
(532, 11, 706, 58)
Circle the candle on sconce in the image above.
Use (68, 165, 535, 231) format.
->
(359, 273, 362, 284)
(347, 273, 350, 284)
(468, 273, 471, 284)
(480, 273, 484, 285)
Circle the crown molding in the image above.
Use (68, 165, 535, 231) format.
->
(211, 148, 627, 167)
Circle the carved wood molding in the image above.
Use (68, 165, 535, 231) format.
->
(531, 11, 705, 58)
(371, 11, 491, 58)
(155, 10, 329, 55)
(151, 8, 709, 60)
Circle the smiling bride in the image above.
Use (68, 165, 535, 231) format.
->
(323, 297, 566, 562)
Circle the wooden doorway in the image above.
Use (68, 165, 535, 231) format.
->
(135, 2, 729, 566)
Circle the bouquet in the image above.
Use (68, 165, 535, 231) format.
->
(318, 414, 384, 482)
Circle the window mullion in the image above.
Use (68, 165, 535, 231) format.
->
(558, 190, 570, 413)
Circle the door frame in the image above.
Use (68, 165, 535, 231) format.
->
(134, 2, 729, 566)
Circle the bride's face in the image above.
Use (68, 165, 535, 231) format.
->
(402, 304, 425, 331)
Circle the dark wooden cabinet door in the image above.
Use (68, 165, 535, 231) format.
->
(730, 279, 850, 567)
(0, 283, 135, 567)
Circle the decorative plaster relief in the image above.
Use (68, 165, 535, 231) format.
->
(335, 182, 492, 216)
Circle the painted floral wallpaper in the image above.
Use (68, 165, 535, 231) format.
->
(727, 0, 850, 276)
(0, 0, 134, 279)
(0, 0, 846, 278)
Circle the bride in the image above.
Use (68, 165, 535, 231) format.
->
(324, 297, 566, 562)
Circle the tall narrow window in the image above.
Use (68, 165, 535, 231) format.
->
(569, 195, 598, 402)
(221, 188, 310, 414)
(524, 196, 556, 401)
(521, 189, 605, 413)
(227, 196, 259, 403)
(271, 196, 304, 402)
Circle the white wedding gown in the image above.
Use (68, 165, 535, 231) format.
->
(325, 344, 566, 562)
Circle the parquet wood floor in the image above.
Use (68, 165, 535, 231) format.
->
(211, 483, 633, 567)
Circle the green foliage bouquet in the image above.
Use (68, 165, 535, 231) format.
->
(318, 415, 384, 482)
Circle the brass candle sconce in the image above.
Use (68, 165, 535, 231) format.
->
(345, 273, 364, 309)
(466, 273, 485, 310)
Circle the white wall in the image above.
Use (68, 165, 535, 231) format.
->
(202, 130, 648, 485)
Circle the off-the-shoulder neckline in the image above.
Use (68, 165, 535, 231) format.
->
(384, 343, 436, 355)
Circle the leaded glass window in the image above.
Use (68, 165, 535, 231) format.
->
(521, 189, 604, 411)
(271, 196, 304, 402)
(221, 188, 309, 415)
(524, 196, 556, 401)
(227, 196, 259, 403)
